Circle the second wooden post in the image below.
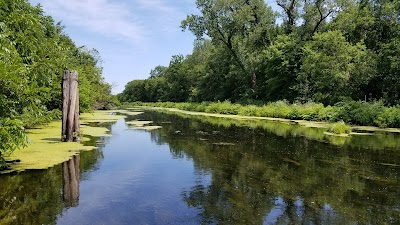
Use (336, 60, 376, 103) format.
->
(62, 70, 80, 142)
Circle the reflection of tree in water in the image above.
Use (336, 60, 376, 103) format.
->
(0, 128, 109, 225)
(140, 111, 400, 224)
(80, 134, 107, 180)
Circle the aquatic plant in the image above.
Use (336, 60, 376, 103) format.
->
(328, 121, 352, 134)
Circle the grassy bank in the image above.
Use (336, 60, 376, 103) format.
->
(142, 107, 400, 148)
(123, 100, 400, 129)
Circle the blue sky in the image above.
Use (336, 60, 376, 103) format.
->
(28, 0, 280, 94)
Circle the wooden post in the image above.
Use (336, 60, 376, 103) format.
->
(62, 70, 80, 142)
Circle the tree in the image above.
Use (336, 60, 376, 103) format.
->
(261, 34, 303, 101)
(295, 30, 375, 104)
(182, 0, 276, 96)
(0, 0, 113, 165)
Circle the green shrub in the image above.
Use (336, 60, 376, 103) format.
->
(0, 118, 28, 169)
(328, 121, 352, 134)
(334, 101, 384, 125)
(195, 102, 209, 112)
(374, 106, 400, 128)
(238, 105, 259, 116)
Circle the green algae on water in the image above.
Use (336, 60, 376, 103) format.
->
(2, 110, 124, 174)
(2, 121, 94, 174)
(79, 110, 127, 123)
(125, 120, 162, 130)
(126, 120, 153, 126)
(129, 126, 163, 131)
(114, 110, 144, 116)
(143, 107, 400, 149)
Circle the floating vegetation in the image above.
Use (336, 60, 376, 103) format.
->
(144, 108, 400, 149)
(352, 126, 400, 134)
(80, 110, 126, 123)
(379, 163, 400, 167)
(2, 111, 123, 174)
(125, 120, 162, 131)
(129, 126, 163, 131)
(212, 142, 236, 146)
(112, 110, 144, 116)
(196, 131, 211, 135)
(125, 120, 153, 126)
(324, 132, 350, 137)
(2, 122, 94, 174)
(80, 125, 111, 137)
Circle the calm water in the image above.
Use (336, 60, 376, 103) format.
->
(1, 110, 400, 225)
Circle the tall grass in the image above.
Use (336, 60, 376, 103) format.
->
(328, 121, 352, 134)
(123, 100, 400, 128)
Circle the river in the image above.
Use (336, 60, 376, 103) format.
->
(1, 109, 400, 224)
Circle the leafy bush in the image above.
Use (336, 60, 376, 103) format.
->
(0, 118, 28, 169)
(374, 106, 400, 128)
(18, 109, 61, 129)
(328, 121, 352, 134)
(204, 101, 241, 114)
(334, 101, 384, 125)
(238, 105, 259, 116)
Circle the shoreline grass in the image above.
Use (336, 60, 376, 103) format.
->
(122, 100, 400, 130)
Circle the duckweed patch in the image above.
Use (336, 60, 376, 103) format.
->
(2, 121, 94, 174)
(2, 110, 123, 174)
(129, 126, 163, 131)
(125, 120, 162, 131)
(80, 125, 111, 137)
(352, 126, 400, 134)
(112, 110, 144, 116)
(79, 110, 127, 123)
(125, 121, 153, 126)
(212, 142, 236, 146)
(323, 132, 350, 137)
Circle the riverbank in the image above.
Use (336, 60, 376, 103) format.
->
(130, 106, 400, 149)
(123, 102, 400, 134)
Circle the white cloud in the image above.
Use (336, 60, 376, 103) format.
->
(135, 0, 188, 34)
(37, 0, 147, 44)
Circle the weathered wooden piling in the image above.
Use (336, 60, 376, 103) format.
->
(62, 70, 80, 142)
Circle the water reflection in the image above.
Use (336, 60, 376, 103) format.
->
(137, 111, 400, 224)
(63, 154, 80, 208)
(1, 111, 400, 224)
(0, 135, 106, 225)
(149, 108, 400, 149)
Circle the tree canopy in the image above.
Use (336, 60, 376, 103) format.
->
(119, 0, 400, 107)
(0, 0, 116, 166)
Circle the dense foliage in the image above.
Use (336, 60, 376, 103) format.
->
(124, 100, 400, 128)
(119, 0, 400, 106)
(0, 0, 116, 166)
